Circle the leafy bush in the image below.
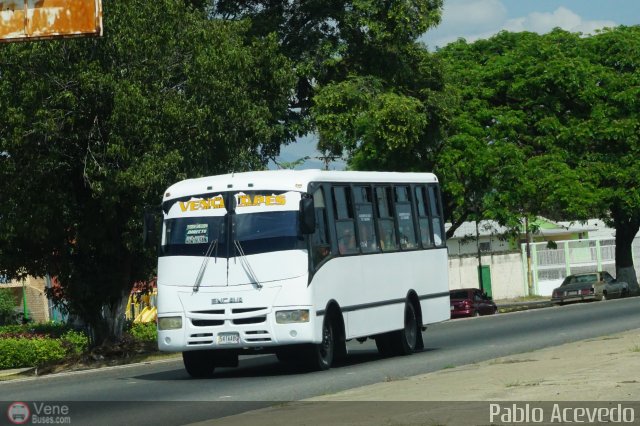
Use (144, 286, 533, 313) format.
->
(60, 330, 89, 356)
(0, 323, 90, 369)
(0, 337, 67, 369)
(128, 322, 157, 343)
(0, 321, 71, 338)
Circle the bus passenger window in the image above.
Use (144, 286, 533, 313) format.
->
(419, 218, 432, 246)
(337, 222, 357, 254)
(395, 186, 417, 250)
(311, 188, 331, 266)
(354, 186, 378, 253)
(375, 187, 397, 251)
(428, 185, 444, 246)
(333, 186, 357, 255)
(358, 223, 376, 252)
(415, 186, 433, 248)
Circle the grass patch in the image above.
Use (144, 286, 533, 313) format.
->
(630, 344, 640, 353)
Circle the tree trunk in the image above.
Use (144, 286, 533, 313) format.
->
(104, 292, 129, 341)
(614, 219, 640, 295)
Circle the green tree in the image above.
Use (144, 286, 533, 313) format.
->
(211, 1, 445, 146)
(437, 27, 640, 290)
(0, 0, 296, 343)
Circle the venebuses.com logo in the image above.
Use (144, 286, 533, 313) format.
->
(6, 401, 72, 424)
(7, 402, 30, 425)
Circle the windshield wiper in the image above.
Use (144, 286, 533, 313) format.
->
(193, 239, 218, 292)
(234, 240, 263, 289)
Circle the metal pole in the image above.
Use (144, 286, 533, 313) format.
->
(525, 217, 533, 292)
(22, 280, 29, 322)
(476, 219, 483, 292)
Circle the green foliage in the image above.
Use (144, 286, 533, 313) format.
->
(59, 330, 89, 356)
(128, 322, 157, 343)
(0, 0, 296, 343)
(0, 289, 17, 325)
(436, 27, 640, 285)
(0, 337, 67, 369)
(213, 0, 444, 136)
(0, 321, 70, 338)
(0, 325, 89, 368)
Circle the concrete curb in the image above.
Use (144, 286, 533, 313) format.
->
(0, 367, 34, 377)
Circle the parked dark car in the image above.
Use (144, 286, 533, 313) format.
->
(551, 271, 629, 304)
(449, 288, 498, 318)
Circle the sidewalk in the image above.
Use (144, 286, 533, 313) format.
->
(195, 328, 640, 425)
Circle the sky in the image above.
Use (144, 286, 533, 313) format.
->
(273, 0, 640, 170)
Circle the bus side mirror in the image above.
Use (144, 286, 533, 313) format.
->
(299, 197, 316, 235)
(143, 209, 158, 248)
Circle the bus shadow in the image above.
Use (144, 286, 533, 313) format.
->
(134, 346, 440, 381)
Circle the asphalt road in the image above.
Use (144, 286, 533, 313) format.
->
(2, 297, 639, 425)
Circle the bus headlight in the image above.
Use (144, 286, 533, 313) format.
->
(275, 309, 309, 324)
(158, 316, 182, 330)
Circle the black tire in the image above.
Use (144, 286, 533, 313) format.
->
(394, 302, 418, 355)
(376, 302, 419, 357)
(305, 316, 335, 371)
(182, 350, 215, 378)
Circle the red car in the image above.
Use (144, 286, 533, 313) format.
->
(449, 288, 498, 318)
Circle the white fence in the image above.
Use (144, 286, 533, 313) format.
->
(520, 238, 640, 296)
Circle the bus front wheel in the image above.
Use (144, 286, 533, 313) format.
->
(305, 316, 335, 370)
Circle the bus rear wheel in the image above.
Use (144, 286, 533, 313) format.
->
(376, 302, 418, 357)
(395, 302, 418, 355)
(183, 350, 216, 378)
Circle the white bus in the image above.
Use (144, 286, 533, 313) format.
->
(150, 170, 450, 377)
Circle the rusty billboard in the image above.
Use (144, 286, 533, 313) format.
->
(0, 0, 103, 42)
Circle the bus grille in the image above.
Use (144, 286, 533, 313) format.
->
(192, 319, 224, 327)
(233, 316, 266, 325)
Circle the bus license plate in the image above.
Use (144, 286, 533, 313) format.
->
(217, 332, 240, 345)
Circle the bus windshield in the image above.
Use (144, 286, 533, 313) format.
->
(161, 211, 304, 257)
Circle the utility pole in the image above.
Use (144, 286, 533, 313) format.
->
(315, 152, 340, 170)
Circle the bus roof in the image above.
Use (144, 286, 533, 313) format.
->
(163, 170, 438, 201)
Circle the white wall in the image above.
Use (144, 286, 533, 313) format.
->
(448, 252, 526, 300)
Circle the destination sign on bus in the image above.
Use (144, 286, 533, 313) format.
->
(178, 194, 286, 212)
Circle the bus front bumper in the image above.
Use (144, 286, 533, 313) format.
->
(157, 309, 316, 352)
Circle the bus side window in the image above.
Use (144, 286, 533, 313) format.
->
(311, 188, 331, 266)
(375, 186, 397, 251)
(333, 186, 357, 255)
(415, 186, 432, 248)
(354, 185, 378, 253)
(394, 186, 417, 250)
(428, 185, 444, 246)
